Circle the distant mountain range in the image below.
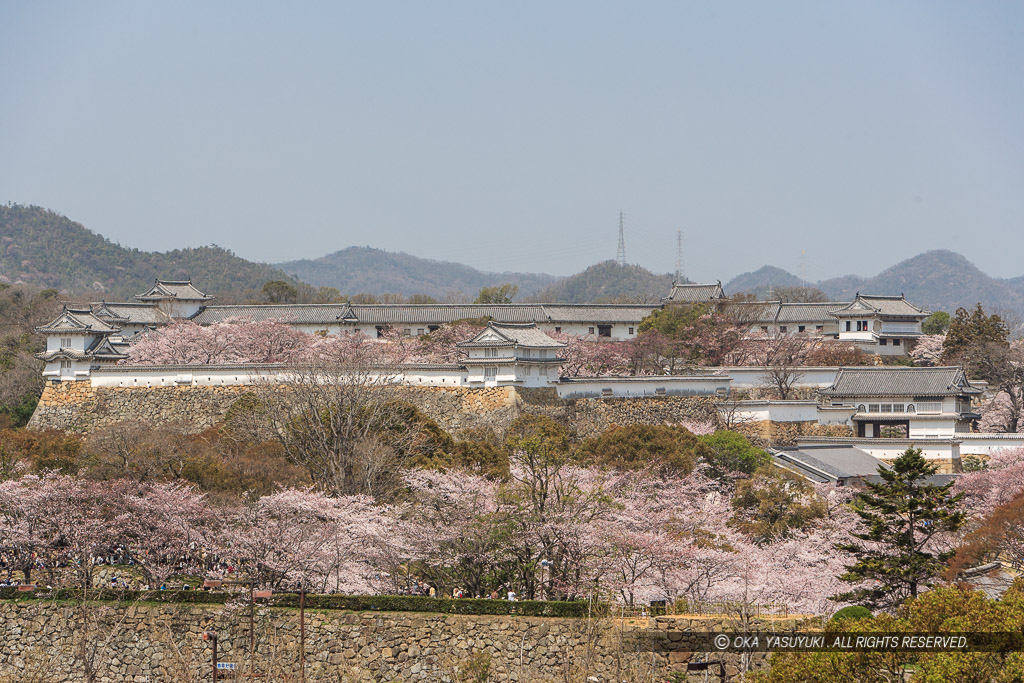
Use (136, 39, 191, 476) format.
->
(726, 250, 1024, 320)
(4, 205, 1022, 314)
(275, 247, 558, 300)
(0, 205, 293, 299)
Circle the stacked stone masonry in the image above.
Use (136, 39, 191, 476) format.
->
(0, 600, 781, 682)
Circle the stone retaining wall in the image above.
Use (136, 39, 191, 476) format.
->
(0, 600, 780, 682)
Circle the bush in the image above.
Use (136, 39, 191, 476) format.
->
(699, 431, 770, 476)
(830, 605, 872, 622)
(577, 424, 708, 476)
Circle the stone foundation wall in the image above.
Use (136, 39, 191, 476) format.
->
(28, 381, 722, 441)
(732, 420, 855, 448)
(0, 600, 778, 682)
(565, 396, 721, 439)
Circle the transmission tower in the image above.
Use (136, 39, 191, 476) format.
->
(616, 211, 627, 266)
(674, 230, 685, 283)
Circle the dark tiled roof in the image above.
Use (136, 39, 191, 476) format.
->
(458, 323, 567, 349)
(772, 444, 887, 483)
(349, 305, 548, 325)
(774, 302, 849, 323)
(662, 283, 726, 303)
(724, 302, 781, 324)
(35, 307, 119, 334)
(541, 305, 659, 323)
(135, 279, 212, 301)
(830, 295, 928, 318)
(820, 366, 982, 397)
(93, 302, 171, 325)
(191, 305, 356, 325)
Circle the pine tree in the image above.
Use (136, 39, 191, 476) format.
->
(834, 447, 965, 611)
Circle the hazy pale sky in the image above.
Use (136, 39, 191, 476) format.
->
(2, 2, 1022, 283)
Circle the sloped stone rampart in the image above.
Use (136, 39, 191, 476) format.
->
(0, 600, 777, 682)
(565, 395, 722, 439)
(28, 382, 722, 441)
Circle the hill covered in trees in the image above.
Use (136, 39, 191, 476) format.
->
(0, 204, 295, 299)
(276, 246, 558, 301)
(727, 250, 1024, 320)
(530, 261, 676, 304)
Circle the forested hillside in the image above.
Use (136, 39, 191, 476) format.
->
(530, 261, 675, 303)
(0, 204, 295, 298)
(276, 246, 558, 300)
(727, 250, 1024, 319)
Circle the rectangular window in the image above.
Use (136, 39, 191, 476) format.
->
(402, 328, 412, 337)
(893, 338, 901, 346)
(880, 404, 892, 413)
(484, 367, 497, 380)
(918, 402, 941, 414)
(554, 326, 561, 333)
(868, 404, 880, 413)
(628, 327, 634, 335)
(879, 338, 887, 346)
(376, 326, 386, 338)
(779, 326, 787, 333)
(816, 325, 823, 332)
(798, 325, 805, 333)
(484, 348, 497, 358)
(761, 326, 769, 333)
(597, 325, 612, 337)
(863, 320, 869, 330)
(601, 388, 613, 397)
(539, 367, 548, 377)
(60, 360, 71, 370)
(655, 387, 666, 396)
(416, 328, 424, 336)
(60, 337, 72, 348)
(588, 327, 595, 335)
(427, 325, 440, 333)
(893, 404, 905, 413)
(523, 366, 531, 376)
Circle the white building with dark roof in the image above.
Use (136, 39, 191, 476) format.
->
(829, 294, 929, 355)
(662, 282, 727, 305)
(35, 306, 128, 380)
(456, 322, 567, 387)
(817, 366, 981, 439)
(135, 279, 213, 318)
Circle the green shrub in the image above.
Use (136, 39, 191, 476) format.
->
(830, 605, 872, 622)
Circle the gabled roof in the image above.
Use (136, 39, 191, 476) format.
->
(92, 302, 171, 326)
(135, 279, 212, 301)
(35, 307, 119, 334)
(820, 366, 982, 398)
(191, 304, 356, 326)
(829, 294, 928, 318)
(35, 334, 128, 362)
(662, 282, 727, 304)
(457, 322, 567, 349)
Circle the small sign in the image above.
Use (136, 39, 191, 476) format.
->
(254, 590, 272, 599)
(203, 580, 223, 589)
(17, 585, 35, 592)
(217, 662, 236, 670)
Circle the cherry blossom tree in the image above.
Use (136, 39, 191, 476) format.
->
(954, 447, 1024, 517)
(910, 334, 945, 367)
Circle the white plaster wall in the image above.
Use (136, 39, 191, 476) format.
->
(555, 376, 729, 399)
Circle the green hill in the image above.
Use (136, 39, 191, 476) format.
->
(276, 246, 558, 300)
(530, 261, 675, 304)
(0, 204, 295, 299)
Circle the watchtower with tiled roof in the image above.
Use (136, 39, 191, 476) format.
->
(456, 322, 566, 387)
(34, 306, 127, 380)
(135, 279, 213, 318)
(829, 294, 929, 355)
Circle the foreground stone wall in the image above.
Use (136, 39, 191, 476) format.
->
(0, 600, 777, 682)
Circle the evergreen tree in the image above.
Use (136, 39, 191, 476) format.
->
(834, 447, 965, 611)
(942, 303, 1008, 362)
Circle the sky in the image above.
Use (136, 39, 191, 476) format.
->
(1, 2, 1023, 283)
